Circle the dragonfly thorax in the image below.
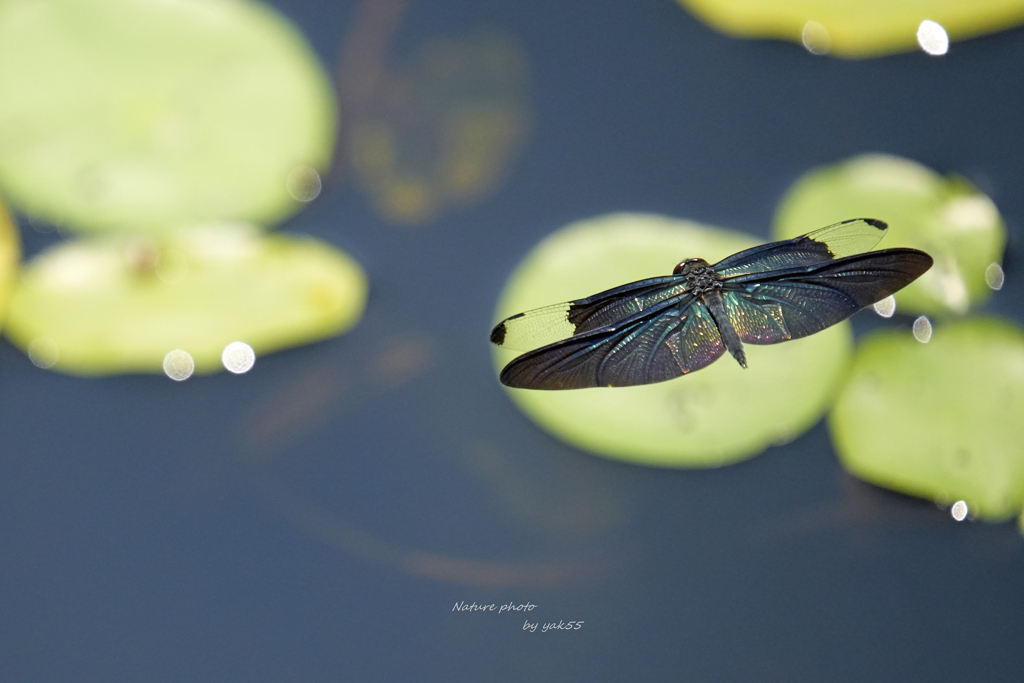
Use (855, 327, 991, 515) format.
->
(673, 257, 721, 294)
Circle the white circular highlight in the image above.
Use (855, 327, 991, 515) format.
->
(801, 21, 831, 55)
(163, 349, 195, 381)
(912, 316, 933, 343)
(28, 337, 60, 369)
(286, 165, 322, 202)
(917, 20, 949, 56)
(873, 295, 896, 318)
(985, 263, 1005, 291)
(221, 341, 256, 374)
(950, 500, 968, 521)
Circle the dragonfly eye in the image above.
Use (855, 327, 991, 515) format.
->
(673, 258, 707, 276)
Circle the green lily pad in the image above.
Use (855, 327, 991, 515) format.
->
(5, 223, 367, 375)
(774, 154, 1006, 317)
(0, 0, 336, 235)
(493, 213, 854, 467)
(830, 318, 1024, 521)
(675, 0, 1024, 58)
(0, 199, 20, 325)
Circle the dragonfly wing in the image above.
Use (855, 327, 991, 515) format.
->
(713, 218, 889, 279)
(723, 248, 934, 344)
(499, 299, 724, 389)
(490, 276, 686, 351)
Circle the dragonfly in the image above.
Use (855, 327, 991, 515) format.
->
(490, 218, 932, 390)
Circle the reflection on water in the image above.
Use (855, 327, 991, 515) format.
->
(259, 485, 621, 588)
(163, 348, 195, 381)
(460, 442, 628, 539)
(340, 22, 532, 225)
(757, 474, 950, 543)
(238, 330, 437, 456)
(370, 332, 436, 388)
(235, 326, 625, 587)
(917, 20, 949, 56)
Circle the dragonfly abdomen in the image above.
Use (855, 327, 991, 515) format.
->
(702, 289, 747, 369)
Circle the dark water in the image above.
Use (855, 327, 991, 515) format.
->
(2, 1, 1023, 681)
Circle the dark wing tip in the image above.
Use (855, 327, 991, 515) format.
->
(498, 360, 530, 388)
(908, 248, 934, 273)
(490, 312, 525, 346)
(490, 322, 508, 345)
(890, 247, 934, 270)
(860, 218, 888, 230)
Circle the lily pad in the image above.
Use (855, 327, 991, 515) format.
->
(0, 0, 336, 235)
(5, 223, 367, 375)
(0, 199, 20, 325)
(830, 318, 1024, 520)
(493, 213, 854, 467)
(774, 154, 1005, 316)
(675, 0, 1024, 58)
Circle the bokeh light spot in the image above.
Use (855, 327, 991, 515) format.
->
(286, 166, 322, 202)
(801, 21, 831, 55)
(912, 316, 933, 343)
(917, 20, 949, 55)
(985, 263, 1005, 290)
(222, 341, 256, 374)
(873, 295, 896, 318)
(163, 349, 195, 381)
(28, 337, 59, 369)
(951, 500, 968, 521)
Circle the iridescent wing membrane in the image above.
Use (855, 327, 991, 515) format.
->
(712, 217, 890, 278)
(491, 219, 933, 389)
(489, 276, 686, 350)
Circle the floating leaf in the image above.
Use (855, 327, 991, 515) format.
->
(0, 0, 336, 235)
(675, 0, 1024, 58)
(774, 154, 1005, 316)
(493, 213, 853, 467)
(5, 223, 367, 375)
(0, 199, 19, 325)
(831, 318, 1024, 520)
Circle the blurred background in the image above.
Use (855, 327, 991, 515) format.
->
(0, 0, 1022, 680)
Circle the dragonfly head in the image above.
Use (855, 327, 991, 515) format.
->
(673, 257, 709, 276)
